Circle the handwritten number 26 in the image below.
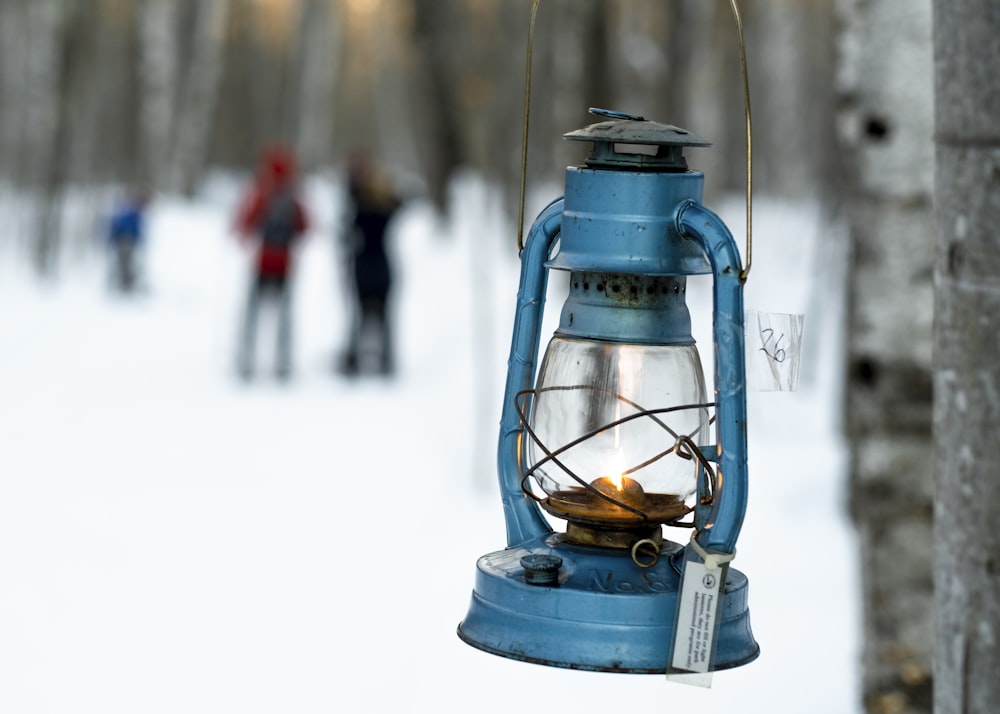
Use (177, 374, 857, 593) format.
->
(759, 328, 787, 363)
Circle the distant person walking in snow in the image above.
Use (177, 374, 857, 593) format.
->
(339, 151, 402, 377)
(234, 145, 309, 380)
(108, 189, 149, 292)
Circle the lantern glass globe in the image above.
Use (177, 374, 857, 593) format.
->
(527, 335, 710, 526)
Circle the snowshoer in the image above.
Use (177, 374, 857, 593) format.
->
(340, 150, 401, 376)
(234, 146, 309, 380)
(108, 189, 149, 292)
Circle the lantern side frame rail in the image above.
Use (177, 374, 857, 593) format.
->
(497, 197, 749, 559)
(459, 190, 759, 675)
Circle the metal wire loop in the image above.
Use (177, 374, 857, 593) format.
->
(515, 387, 716, 522)
(631, 538, 661, 568)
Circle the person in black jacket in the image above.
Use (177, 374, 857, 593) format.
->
(340, 151, 402, 377)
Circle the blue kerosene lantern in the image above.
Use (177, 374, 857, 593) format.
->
(458, 109, 759, 674)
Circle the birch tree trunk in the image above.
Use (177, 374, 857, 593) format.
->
(753, 0, 836, 200)
(170, 0, 230, 197)
(409, 0, 464, 217)
(675, 0, 740, 197)
(838, 0, 935, 711)
(20, 0, 63, 274)
(370, 0, 417, 172)
(0, 1, 29, 186)
(137, 0, 180, 190)
(293, 0, 338, 171)
(932, 3, 1000, 712)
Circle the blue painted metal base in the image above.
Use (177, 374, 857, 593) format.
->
(458, 534, 759, 674)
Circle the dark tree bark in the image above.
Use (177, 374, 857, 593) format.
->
(932, 2, 1000, 712)
(34, 0, 96, 276)
(409, 0, 465, 217)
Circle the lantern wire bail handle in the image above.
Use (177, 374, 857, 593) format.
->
(729, 0, 753, 283)
(515, 0, 754, 284)
(516, 0, 543, 253)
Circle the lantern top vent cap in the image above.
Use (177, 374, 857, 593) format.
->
(564, 108, 711, 171)
(564, 108, 711, 148)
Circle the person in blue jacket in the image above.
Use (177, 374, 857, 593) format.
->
(108, 189, 149, 292)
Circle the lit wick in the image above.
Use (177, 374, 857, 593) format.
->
(591, 474, 645, 508)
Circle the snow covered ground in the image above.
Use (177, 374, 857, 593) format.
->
(0, 174, 859, 713)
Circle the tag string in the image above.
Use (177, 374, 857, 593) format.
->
(516, 0, 753, 277)
(689, 535, 737, 571)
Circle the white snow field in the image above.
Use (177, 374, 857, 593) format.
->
(0, 174, 858, 713)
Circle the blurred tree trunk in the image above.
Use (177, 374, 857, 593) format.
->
(662, 0, 696, 125)
(170, 0, 229, 197)
(33, 0, 102, 276)
(838, 1, 935, 712)
(212, 0, 261, 168)
(370, 0, 418, 172)
(672, 0, 739, 198)
(409, 0, 464, 217)
(0, 1, 29, 186)
(292, 0, 339, 171)
(18, 1, 62, 274)
(753, 0, 837, 200)
(62, 1, 137, 256)
(553, 0, 613, 172)
(137, 0, 180, 191)
(932, 2, 1000, 712)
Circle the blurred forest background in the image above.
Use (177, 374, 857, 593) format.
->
(3, 2, 945, 712)
(0, 0, 835, 276)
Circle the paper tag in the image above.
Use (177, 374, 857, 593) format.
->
(745, 310, 805, 392)
(665, 671, 714, 688)
(668, 557, 725, 676)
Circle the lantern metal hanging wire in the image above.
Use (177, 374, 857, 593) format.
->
(514, 0, 754, 557)
(516, 0, 754, 278)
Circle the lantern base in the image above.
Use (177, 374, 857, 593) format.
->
(563, 520, 662, 549)
(457, 534, 759, 674)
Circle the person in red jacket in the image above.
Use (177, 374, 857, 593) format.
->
(234, 145, 309, 380)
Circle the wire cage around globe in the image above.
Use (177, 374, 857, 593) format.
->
(518, 336, 714, 543)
